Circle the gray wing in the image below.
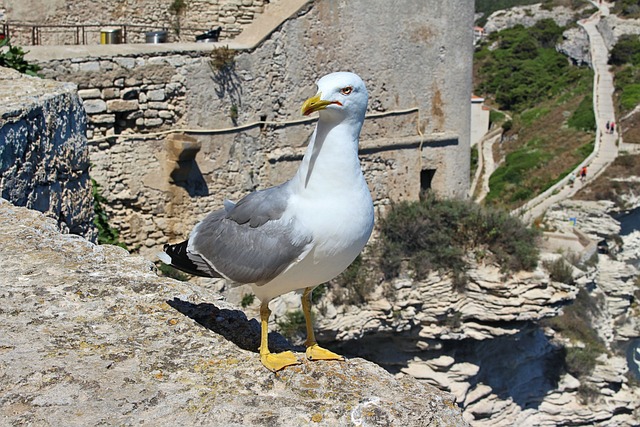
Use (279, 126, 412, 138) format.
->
(189, 183, 312, 285)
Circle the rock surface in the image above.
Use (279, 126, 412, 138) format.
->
(249, 199, 639, 426)
(557, 26, 592, 67)
(596, 14, 640, 50)
(0, 200, 466, 426)
(483, 4, 582, 34)
(0, 67, 95, 240)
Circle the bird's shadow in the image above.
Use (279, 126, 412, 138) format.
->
(167, 298, 298, 353)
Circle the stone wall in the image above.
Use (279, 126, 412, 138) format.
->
(31, 0, 473, 258)
(1, 0, 269, 44)
(0, 67, 95, 239)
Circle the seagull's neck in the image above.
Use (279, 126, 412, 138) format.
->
(293, 118, 364, 193)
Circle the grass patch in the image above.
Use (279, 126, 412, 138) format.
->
(521, 107, 551, 127)
(568, 94, 596, 131)
(489, 109, 506, 125)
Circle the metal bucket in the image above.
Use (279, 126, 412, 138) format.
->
(145, 30, 167, 44)
(100, 28, 122, 44)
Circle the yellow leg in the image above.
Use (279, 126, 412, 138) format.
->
(302, 287, 344, 362)
(259, 301, 299, 372)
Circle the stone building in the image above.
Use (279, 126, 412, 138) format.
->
(1, 0, 270, 44)
(20, 0, 473, 257)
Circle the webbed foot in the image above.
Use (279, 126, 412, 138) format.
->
(261, 350, 300, 372)
(306, 344, 345, 361)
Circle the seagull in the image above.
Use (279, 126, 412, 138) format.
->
(159, 72, 374, 372)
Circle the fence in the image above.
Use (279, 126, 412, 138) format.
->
(0, 22, 218, 46)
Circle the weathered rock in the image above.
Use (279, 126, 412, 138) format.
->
(0, 200, 466, 426)
(558, 26, 592, 66)
(596, 14, 640, 50)
(0, 67, 95, 240)
(484, 4, 582, 34)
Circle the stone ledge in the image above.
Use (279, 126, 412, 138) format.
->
(0, 200, 467, 426)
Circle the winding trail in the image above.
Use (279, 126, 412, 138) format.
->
(470, 127, 502, 203)
(511, 1, 620, 223)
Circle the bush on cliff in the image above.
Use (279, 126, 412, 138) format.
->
(474, 19, 586, 112)
(610, 35, 640, 114)
(379, 193, 540, 284)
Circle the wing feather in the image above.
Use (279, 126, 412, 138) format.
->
(189, 183, 311, 285)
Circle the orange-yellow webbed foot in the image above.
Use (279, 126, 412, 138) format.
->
(305, 343, 344, 362)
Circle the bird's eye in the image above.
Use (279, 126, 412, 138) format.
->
(340, 86, 353, 95)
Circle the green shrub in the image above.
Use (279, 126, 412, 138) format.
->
(330, 254, 378, 305)
(276, 310, 306, 342)
(609, 34, 640, 66)
(541, 288, 607, 379)
(379, 194, 540, 285)
(240, 293, 255, 308)
(612, 0, 640, 17)
(475, 20, 590, 112)
(470, 146, 479, 180)
(91, 179, 127, 249)
(543, 258, 575, 284)
(0, 38, 41, 77)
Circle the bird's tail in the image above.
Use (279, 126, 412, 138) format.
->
(158, 240, 216, 278)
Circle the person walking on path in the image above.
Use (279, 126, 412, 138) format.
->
(580, 166, 588, 182)
(611, 121, 615, 134)
(606, 120, 610, 133)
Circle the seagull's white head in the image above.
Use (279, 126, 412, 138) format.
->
(301, 72, 368, 124)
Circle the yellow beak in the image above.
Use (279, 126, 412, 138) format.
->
(301, 93, 335, 116)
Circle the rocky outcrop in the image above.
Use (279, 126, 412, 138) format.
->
(253, 199, 640, 426)
(0, 200, 467, 426)
(0, 67, 95, 240)
(558, 26, 592, 66)
(596, 14, 640, 50)
(482, 4, 592, 67)
(315, 264, 577, 343)
(483, 4, 582, 34)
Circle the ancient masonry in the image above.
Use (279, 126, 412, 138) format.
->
(1, 0, 270, 45)
(20, 0, 473, 258)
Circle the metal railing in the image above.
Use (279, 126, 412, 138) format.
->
(0, 22, 218, 45)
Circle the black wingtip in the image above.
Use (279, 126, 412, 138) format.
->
(161, 240, 212, 278)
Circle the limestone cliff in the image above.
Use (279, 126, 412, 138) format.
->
(284, 200, 640, 426)
(0, 200, 466, 426)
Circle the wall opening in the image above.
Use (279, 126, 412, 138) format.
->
(421, 168, 436, 193)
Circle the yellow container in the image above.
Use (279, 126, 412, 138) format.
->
(100, 28, 122, 44)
